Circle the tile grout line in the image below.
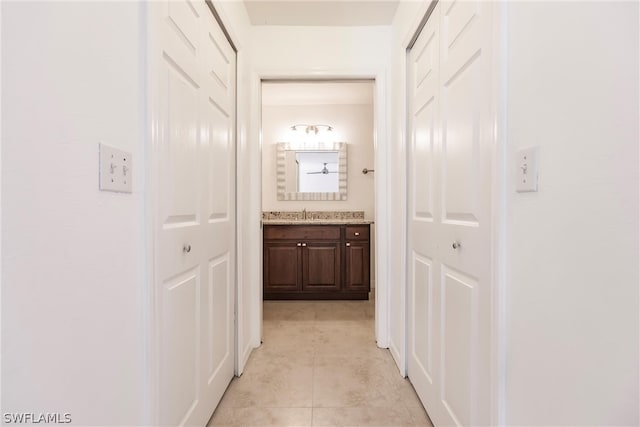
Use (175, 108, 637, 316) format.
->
(310, 306, 319, 426)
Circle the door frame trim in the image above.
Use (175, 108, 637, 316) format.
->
(144, 3, 159, 424)
(249, 68, 391, 350)
(489, 3, 508, 425)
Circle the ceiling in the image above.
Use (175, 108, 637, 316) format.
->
(243, 1, 400, 26)
(262, 81, 374, 106)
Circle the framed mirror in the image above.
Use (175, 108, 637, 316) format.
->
(276, 142, 347, 201)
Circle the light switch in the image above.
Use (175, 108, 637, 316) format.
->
(516, 146, 539, 193)
(99, 143, 132, 193)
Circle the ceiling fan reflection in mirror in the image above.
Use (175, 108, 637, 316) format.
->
(307, 162, 338, 175)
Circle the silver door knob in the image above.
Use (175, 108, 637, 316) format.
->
(354, 232, 360, 236)
(302, 243, 307, 247)
(297, 243, 302, 247)
(346, 243, 351, 247)
(183, 244, 192, 253)
(452, 241, 461, 249)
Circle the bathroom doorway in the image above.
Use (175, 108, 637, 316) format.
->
(260, 79, 377, 329)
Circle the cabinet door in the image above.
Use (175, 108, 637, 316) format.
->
(264, 242, 301, 292)
(302, 242, 341, 292)
(345, 242, 370, 292)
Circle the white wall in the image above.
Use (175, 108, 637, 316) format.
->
(504, 2, 639, 425)
(251, 26, 391, 75)
(262, 104, 375, 219)
(1, 2, 146, 424)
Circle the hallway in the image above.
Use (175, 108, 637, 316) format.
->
(208, 299, 432, 426)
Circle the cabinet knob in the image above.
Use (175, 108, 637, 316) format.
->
(354, 232, 360, 236)
(302, 243, 307, 247)
(346, 243, 351, 247)
(452, 241, 462, 249)
(183, 244, 192, 253)
(297, 243, 302, 247)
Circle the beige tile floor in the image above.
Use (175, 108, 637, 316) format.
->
(208, 298, 433, 427)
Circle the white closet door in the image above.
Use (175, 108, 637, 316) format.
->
(152, 1, 236, 425)
(407, 1, 493, 425)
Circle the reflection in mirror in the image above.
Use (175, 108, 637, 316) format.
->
(277, 142, 347, 201)
(285, 151, 339, 193)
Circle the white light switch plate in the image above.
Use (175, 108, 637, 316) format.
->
(99, 143, 132, 193)
(516, 146, 539, 192)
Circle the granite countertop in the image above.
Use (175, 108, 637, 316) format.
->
(262, 219, 374, 225)
(262, 211, 373, 225)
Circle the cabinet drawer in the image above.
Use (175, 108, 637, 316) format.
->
(264, 225, 341, 241)
(345, 225, 369, 241)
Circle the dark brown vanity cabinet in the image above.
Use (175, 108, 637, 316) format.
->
(263, 224, 370, 300)
(344, 226, 370, 292)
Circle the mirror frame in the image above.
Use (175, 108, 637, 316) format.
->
(276, 141, 347, 201)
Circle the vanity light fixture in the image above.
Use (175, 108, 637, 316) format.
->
(290, 124, 333, 135)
